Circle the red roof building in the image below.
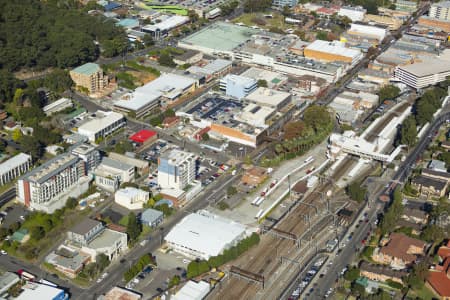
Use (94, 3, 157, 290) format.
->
(129, 129, 157, 145)
(427, 241, 450, 298)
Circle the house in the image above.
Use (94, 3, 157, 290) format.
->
(429, 160, 447, 173)
(359, 261, 407, 284)
(427, 241, 450, 299)
(372, 233, 426, 269)
(141, 208, 164, 227)
(45, 245, 91, 278)
(67, 218, 104, 247)
(412, 175, 448, 198)
(162, 116, 180, 128)
(422, 168, 450, 183)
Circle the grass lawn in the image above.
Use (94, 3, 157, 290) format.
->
(233, 12, 288, 31)
(409, 284, 436, 300)
(119, 215, 129, 227)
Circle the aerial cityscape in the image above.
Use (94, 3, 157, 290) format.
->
(1, 0, 450, 299)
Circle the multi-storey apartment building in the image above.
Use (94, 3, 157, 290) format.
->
(16, 154, 90, 213)
(70, 143, 101, 173)
(0, 153, 32, 186)
(430, 0, 450, 20)
(158, 149, 196, 190)
(69, 63, 108, 94)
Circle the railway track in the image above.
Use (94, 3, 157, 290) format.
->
(211, 158, 357, 300)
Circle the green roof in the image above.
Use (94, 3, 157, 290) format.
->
(181, 22, 259, 52)
(72, 63, 100, 76)
(12, 228, 28, 242)
(355, 276, 369, 287)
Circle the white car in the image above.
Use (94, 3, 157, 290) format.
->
(0, 250, 7, 255)
(132, 278, 139, 284)
(101, 272, 108, 279)
(182, 259, 191, 264)
(96, 278, 102, 283)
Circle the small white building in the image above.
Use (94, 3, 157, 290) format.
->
(347, 23, 389, 43)
(0, 153, 32, 186)
(172, 280, 211, 300)
(164, 210, 247, 260)
(77, 111, 125, 143)
(43, 98, 73, 116)
(338, 6, 367, 22)
(115, 187, 149, 210)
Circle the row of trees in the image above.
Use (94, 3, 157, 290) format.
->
(0, 0, 127, 71)
(346, 182, 367, 203)
(124, 253, 156, 282)
(78, 253, 110, 280)
(187, 233, 260, 278)
(243, 0, 272, 13)
(380, 188, 403, 235)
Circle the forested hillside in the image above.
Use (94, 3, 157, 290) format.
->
(0, 0, 127, 71)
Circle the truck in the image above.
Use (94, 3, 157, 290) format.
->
(17, 269, 36, 281)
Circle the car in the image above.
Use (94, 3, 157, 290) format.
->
(143, 266, 153, 274)
(0, 250, 7, 255)
(101, 272, 108, 279)
(138, 273, 145, 279)
(361, 239, 366, 244)
(156, 288, 163, 293)
(132, 278, 139, 284)
(120, 258, 126, 263)
(319, 273, 325, 278)
(96, 278, 103, 283)
(182, 258, 191, 264)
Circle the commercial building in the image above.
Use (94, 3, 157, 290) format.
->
(45, 245, 91, 278)
(71, 143, 101, 173)
(240, 67, 288, 89)
(16, 154, 90, 213)
(67, 218, 127, 261)
(15, 282, 68, 300)
(164, 211, 247, 260)
(272, 0, 298, 7)
(187, 59, 232, 82)
(0, 153, 32, 186)
(129, 129, 158, 148)
(395, 0, 417, 13)
(113, 73, 197, 117)
(172, 280, 211, 300)
(178, 22, 259, 57)
(344, 23, 389, 45)
(94, 157, 135, 192)
(304, 40, 363, 66)
(77, 111, 125, 143)
(173, 50, 203, 66)
(142, 15, 189, 39)
(100, 287, 142, 300)
(338, 6, 367, 22)
(158, 149, 196, 190)
(418, 16, 450, 32)
(43, 98, 73, 116)
(141, 208, 164, 227)
(219, 74, 257, 99)
(429, 1, 450, 21)
(394, 59, 450, 89)
(364, 14, 402, 30)
(0, 272, 20, 296)
(115, 187, 149, 210)
(245, 87, 291, 110)
(70, 63, 108, 94)
(108, 152, 149, 176)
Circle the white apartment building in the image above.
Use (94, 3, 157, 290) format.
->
(94, 157, 135, 192)
(157, 149, 196, 190)
(394, 59, 450, 89)
(0, 153, 32, 186)
(16, 154, 90, 213)
(338, 6, 367, 22)
(430, 1, 450, 21)
(77, 111, 125, 143)
(70, 143, 101, 173)
(115, 187, 149, 210)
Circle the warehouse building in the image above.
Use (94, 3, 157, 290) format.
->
(338, 6, 367, 22)
(114, 73, 197, 118)
(77, 111, 125, 143)
(394, 59, 450, 89)
(164, 211, 247, 260)
(304, 40, 363, 66)
(344, 23, 389, 45)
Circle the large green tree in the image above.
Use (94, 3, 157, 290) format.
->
(400, 115, 417, 147)
(378, 85, 400, 103)
(126, 212, 141, 242)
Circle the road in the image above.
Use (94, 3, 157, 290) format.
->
(0, 188, 16, 208)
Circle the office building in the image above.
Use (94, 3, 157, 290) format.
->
(158, 149, 196, 190)
(245, 87, 291, 110)
(70, 63, 108, 94)
(304, 40, 363, 66)
(394, 59, 450, 89)
(16, 154, 90, 213)
(0, 153, 32, 186)
(142, 15, 189, 39)
(94, 157, 135, 192)
(71, 143, 101, 173)
(115, 187, 149, 210)
(272, 0, 298, 7)
(165, 211, 247, 260)
(219, 74, 257, 99)
(430, 1, 450, 21)
(77, 111, 125, 143)
(338, 6, 367, 21)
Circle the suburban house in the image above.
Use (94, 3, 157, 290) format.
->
(422, 168, 450, 183)
(427, 240, 450, 299)
(359, 261, 407, 284)
(372, 233, 426, 269)
(411, 175, 448, 198)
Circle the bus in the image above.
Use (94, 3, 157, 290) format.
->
(17, 269, 36, 281)
(251, 197, 261, 206)
(254, 197, 264, 207)
(255, 209, 264, 219)
(304, 156, 314, 164)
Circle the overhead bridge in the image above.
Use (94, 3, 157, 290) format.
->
(230, 266, 265, 289)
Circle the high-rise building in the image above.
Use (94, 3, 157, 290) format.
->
(70, 143, 101, 173)
(16, 154, 90, 213)
(158, 149, 196, 190)
(69, 63, 108, 94)
(430, 1, 450, 21)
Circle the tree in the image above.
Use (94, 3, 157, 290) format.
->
(344, 267, 360, 281)
(158, 52, 176, 67)
(96, 253, 110, 271)
(227, 186, 237, 197)
(421, 224, 445, 243)
(126, 212, 141, 242)
(168, 275, 181, 288)
(19, 135, 43, 159)
(12, 128, 22, 142)
(257, 79, 268, 88)
(284, 120, 310, 140)
(201, 133, 210, 141)
(220, 0, 239, 15)
(282, 5, 291, 16)
(316, 31, 329, 41)
(142, 34, 154, 46)
(378, 85, 400, 103)
(346, 182, 367, 203)
(380, 188, 403, 234)
(65, 197, 78, 210)
(243, 0, 272, 13)
(400, 115, 417, 147)
(303, 105, 332, 133)
(31, 226, 45, 240)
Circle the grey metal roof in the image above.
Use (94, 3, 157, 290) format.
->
(70, 218, 102, 236)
